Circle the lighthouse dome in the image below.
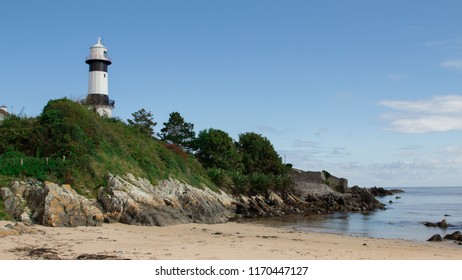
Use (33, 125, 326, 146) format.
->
(91, 37, 106, 48)
(86, 37, 111, 64)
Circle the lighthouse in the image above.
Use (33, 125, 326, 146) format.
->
(85, 37, 114, 117)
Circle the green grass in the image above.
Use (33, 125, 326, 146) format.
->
(0, 175, 12, 188)
(0, 98, 215, 196)
(0, 196, 10, 221)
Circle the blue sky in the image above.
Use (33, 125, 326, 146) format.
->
(2, 0, 462, 187)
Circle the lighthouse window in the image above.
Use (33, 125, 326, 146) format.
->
(104, 73, 106, 78)
(103, 51, 107, 57)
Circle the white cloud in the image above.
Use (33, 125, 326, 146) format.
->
(381, 95, 462, 114)
(380, 95, 462, 133)
(439, 59, 462, 70)
(384, 115, 462, 133)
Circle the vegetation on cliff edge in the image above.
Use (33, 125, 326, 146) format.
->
(0, 99, 214, 196)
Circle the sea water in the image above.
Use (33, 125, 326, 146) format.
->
(253, 187, 462, 241)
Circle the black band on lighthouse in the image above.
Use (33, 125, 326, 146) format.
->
(86, 94, 112, 106)
(88, 61, 108, 72)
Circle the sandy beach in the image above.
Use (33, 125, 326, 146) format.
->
(0, 221, 460, 260)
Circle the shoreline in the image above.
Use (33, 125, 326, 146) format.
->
(0, 221, 460, 260)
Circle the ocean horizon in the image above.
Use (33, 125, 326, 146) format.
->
(252, 186, 462, 242)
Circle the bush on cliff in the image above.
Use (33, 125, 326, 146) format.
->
(194, 129, 243, 171)
(194, 130, 293, 194)
(238, 132, 286, 175)
(0, 99, 214, 195)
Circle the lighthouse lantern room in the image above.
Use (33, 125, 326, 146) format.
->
(85, 37, 114, 117)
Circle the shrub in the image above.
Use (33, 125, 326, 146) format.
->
(248, 172, 274, 194)
(207, 168, 233, 189)
(229, 171, 250, 194)
(161, 143, 189, 160)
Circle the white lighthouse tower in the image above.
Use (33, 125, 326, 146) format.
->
(85, 37, 114, 117)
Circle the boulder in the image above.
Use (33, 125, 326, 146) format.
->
(424, 219, 449, 228)
(427, 234, 443, 242)
(41, 182, 103, 227)
(437, 219, 448, 228)
(444, 231, 462, 241)
(0, 181, 103, 227)
(98, 174, 236, 226)
(0, 187, 26, 221)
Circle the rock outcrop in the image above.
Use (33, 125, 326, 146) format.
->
(291, 170, 384, 212)
(368, 187, 395, 196)
(0, 180, 103, 227)
(98, 174, 236, 226)
(235, 170, 384, 218)
(368, 186, 405, 197)
(1, 169, 386, 227)
(41, 182, 103, 227)
(235, 192, 308, 217)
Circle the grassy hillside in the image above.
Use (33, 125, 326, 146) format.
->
(0, 99, 215, 196)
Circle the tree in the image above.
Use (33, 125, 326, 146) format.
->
(159, 112, 195, 151)
(127, 108, 157, 137)
(194, 128, 242, 171)
(237, 132, 285, 175)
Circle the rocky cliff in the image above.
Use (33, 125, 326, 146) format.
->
(98, 174, 235, 226)
(1, 170, 384, 227)
(0, 180, 103, 227)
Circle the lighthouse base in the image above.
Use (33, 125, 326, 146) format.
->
(83, 94, 115, 117)
(91, 105, 113, 118)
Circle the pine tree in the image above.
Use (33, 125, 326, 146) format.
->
(159, 112, 195, 151)
(127, 108, 157, 137)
